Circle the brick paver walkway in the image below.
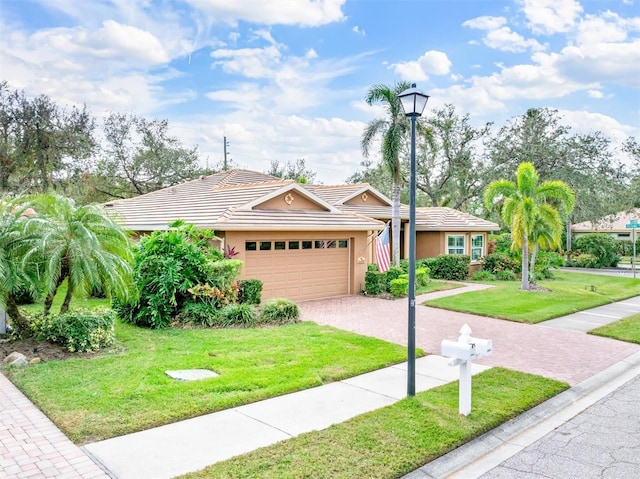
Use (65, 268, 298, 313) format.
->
(0, 373, 109, 479)
(300, 285, 640, 386)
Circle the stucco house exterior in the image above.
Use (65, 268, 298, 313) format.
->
(105, 169, 498, 302)
(571, 209, 640, 241)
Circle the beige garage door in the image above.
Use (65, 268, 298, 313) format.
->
(243, 239, 350, 302)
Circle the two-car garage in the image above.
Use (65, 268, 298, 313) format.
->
(241, 238, 351, 302)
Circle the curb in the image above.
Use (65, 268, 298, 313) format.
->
(403, 349, 640, 479)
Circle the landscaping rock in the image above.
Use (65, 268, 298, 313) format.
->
(29, 357, 41, 365)
(3, 351, 27, 364)
(10, 356, 29, 367)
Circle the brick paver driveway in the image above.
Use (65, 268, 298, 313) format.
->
(299, 285, 640, 386)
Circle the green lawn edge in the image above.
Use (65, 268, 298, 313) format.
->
(423, 272, 640, 323)
(589, 314, 640, 344)
(181, 368, 568, 479)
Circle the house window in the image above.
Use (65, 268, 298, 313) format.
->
(259, 241, 271, 251)
(447, 235, 465, 255)
(471, 235, 484, 261)
(302, 241, 313, 249)
(245, 241, 257, 251)
(289, 241, 300, 250)
(274, 241, 286, 250)
(338, 240, 348, 248)
(315, 240, 325, 249)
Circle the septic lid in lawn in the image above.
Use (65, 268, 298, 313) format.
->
(165, 369, 219, 381)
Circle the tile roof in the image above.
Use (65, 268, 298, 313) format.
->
(103, 169, 497, 233)
(572, 209, 640, 232)
(415, 207, 499, 231)
(104, 172, 383, 231)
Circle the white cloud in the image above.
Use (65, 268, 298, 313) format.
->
(391, 50, 452, 81)
(587, 89, 604, 98)
(557, 109, 638, 143)
(462, 16, 507, 30)
(463, 14, 544, 52)
(520, 0, 583, 34)
(185, 0, 347, 27)
(352, 25, 366, 36)
(483, 26, 546, 52)
(211, 45, 282, 78)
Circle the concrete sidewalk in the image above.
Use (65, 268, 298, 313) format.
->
(84, 355, 491, 479)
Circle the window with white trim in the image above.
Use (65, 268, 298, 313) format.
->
(447, 235, 465, 255)
(471, 234, 484, 261)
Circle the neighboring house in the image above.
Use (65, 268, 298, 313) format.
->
(105, 169, 498, 302)
(572, 209, 640, 241)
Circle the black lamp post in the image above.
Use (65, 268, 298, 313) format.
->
(398, 83, 430, 396)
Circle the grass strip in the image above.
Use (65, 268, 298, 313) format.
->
(424, 271, 640, 323)
(181, 368, 567, 479)
(6, 321, 410, 444)
(589, 314, 640, 344)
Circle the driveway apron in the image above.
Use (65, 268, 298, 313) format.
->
(299, 286, 640, 386)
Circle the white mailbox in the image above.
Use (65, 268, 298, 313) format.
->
(440, 324, 493, 416)
(469, 337, 492, 357)
(441, 339, 476, 361)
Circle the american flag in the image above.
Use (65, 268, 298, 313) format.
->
(375, 225, 391, 273)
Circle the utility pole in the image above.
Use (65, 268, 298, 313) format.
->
(223, 135, 230, 171)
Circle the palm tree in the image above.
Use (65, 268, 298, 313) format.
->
(26, 194, 134, 314)
(361, 81, 411, 267)
(528, 203, 563, 284)
(0, 196, 39, 332)
(484, 162, 575, 290)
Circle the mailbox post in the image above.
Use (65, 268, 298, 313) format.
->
(441, 324, 492, 416)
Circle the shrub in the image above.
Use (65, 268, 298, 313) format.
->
(31, 308, 116, 352)
(364, 270, 386, 295)
(615, 239, 640, 256)
(574, 233, 620, 268)
(573, 253, 599, 268)
(175, 301, 223, 327)
(207, 259, 243, 288)
(416, 267, 430, 287)
(384, 267, 403, 291)
(389, 278, 409, 297)
(237, 279, 263, 305)
(116, 222, 239, 329)
(426, 254, 470, 281)
(472, 270, 496, 281)
(259, 298, 300, 325)
(495, 270, 516, 281)
(220, 303, 258, 328)
(489, 233, 512, 254)
(188, 282, 238, 309)
(482, 252, 520, 275)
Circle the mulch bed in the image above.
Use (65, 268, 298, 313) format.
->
(0, 336, 93, 363)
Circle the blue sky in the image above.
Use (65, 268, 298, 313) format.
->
(1, 0, 638, 184)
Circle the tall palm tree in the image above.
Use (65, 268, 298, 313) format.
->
(361, 81, 411, 267)
(0, 196, 39, 330)
(484, 162, 575, 290)
(26, 194, 134, 314)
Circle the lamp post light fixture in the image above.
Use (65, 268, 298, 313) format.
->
(398, 83, 430, 396)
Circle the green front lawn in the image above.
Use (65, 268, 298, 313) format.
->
(182, 368, 567, 479)
(424, 272, 640, 323)
(589, 314, 640, 344)
(6, 321, 410, 444)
